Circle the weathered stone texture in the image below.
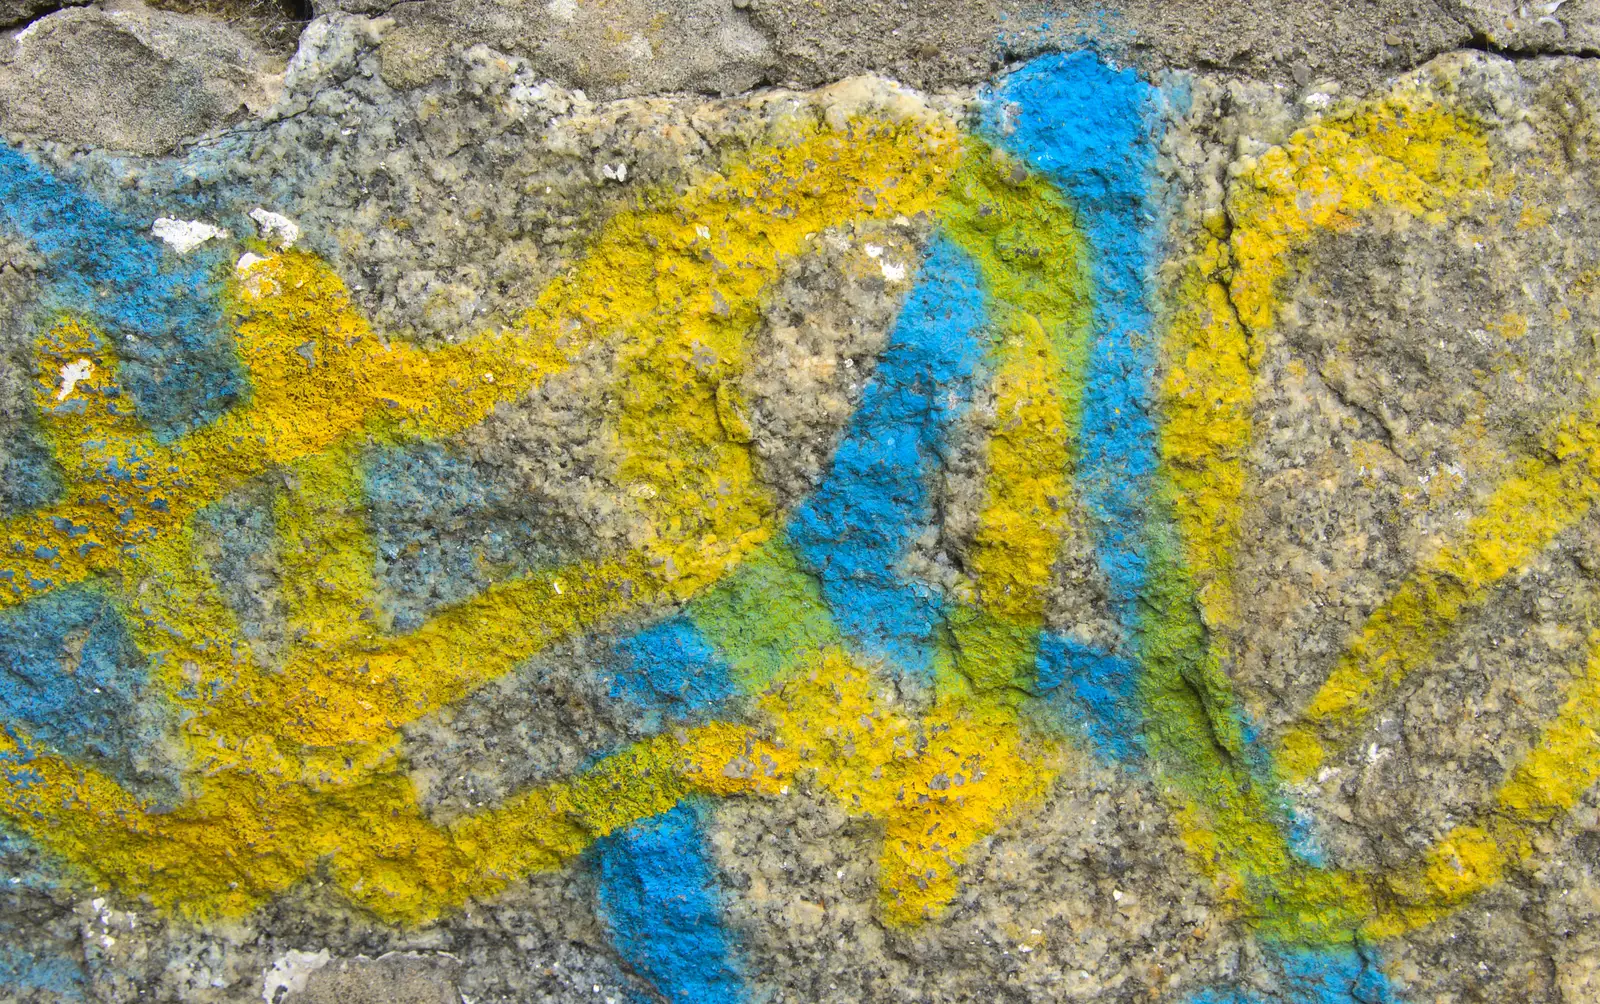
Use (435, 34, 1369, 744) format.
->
(3, 3, 1600, 1004)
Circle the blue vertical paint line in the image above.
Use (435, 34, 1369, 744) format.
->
(785, 234, 987, 685)
(1035, 635, 1143, 762)
(594, 802, 745, 1004)
(1186, 946, 1401, 1004)
(980, 51, 1164, 733)
(608, 617, 736, 722)
(980, 51, 1163, 631)
(0, 143, 238, 439)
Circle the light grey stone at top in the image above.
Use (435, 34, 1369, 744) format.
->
(0, 0, 88, 30)
(347, 0, 1484, 99)
(0, 1, 283, 154)
(2, 0, 1598, 155)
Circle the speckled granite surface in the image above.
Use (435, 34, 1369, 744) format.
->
(3, 4, 1600, 1002)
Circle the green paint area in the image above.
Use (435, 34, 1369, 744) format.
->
(691, 540, 841, 694)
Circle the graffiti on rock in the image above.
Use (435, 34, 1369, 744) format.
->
(0, 48, 1581, 1003)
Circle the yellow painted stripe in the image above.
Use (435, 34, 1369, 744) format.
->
(1279, 440, 1600, 781)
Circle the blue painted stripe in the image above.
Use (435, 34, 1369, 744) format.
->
(594, 802, 745, 1004)
(980, 52, 1164, 645)
(785, 234, 988, 685)
(0, 143, 238, 439)
(1035, 634, 1142, 762)
(608, 617, 736, 722)
(979, 52, 1166, 765)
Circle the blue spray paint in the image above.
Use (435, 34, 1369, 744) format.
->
(981, 52, 1162, 642)
(0, 585, 159, 793)
(1286, 805, 1331, 868)
(979, 52, 1165, 757)
(0, 940, 86, 1000)
(608, 617, 736, 723)
(0, 143, 238, 439)
(1187, 946, 1401, 1004)
(593, 802, 745, 1004)
(0, 825, 88, 995)
(785, 235, 987, 685)
(362, 442, 586, 629)
(1035, 634, 1142, 762)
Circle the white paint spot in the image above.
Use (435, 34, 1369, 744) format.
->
(262, 948, 331, 1003)
(546, 0, 576, 21)
(249, 208, 301, 250)
(880, 261, 907, 282)
(1303, 92, 1333, 110)
(695, 225, 712, 241)
(600, 162, 628, 182)
(235, 253, 276, 298)
(864, 243, 884, 258)
(57, 359, 93, 401)
(151, 218, 227, 255)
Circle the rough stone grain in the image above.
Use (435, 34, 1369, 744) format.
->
(0, 2, 282, 153)
(2, 5, 1600, 1004)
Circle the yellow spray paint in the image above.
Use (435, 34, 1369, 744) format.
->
(0, 111, 970, 921)
(941, 152, 1094, 698)
(1155, 76, 1600, 943)
(5, 62, 1599, 960)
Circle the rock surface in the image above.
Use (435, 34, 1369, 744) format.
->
(2, 3, 1600, 1004)
(0, 3, 283, 153)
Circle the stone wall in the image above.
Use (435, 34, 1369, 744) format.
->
(2, 2, 1600, 1002)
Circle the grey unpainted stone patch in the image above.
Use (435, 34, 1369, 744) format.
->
(355, 0, 775, 98)
(281, 952, 463, 1004)
(4, 0, 1596, 155)
(0, 1, 282, 153)
(0, 0, 90, 30)
(745, 0, 1475, 93)
(1452, 0, 1600, 55)
(347, 0, 1477, 102)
